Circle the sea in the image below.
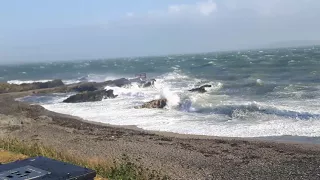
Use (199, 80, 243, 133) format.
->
(1, 46, 320, 139)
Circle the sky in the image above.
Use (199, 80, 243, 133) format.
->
(1, 0, 320, 64)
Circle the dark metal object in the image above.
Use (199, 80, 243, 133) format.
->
(0, 156, 96, 180)
(0, 165, 49, 180)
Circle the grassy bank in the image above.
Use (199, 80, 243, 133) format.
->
(0, 138, 168, 180)
(0, 150, 27, 163)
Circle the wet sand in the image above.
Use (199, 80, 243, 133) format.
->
(1, 90, 320, 179)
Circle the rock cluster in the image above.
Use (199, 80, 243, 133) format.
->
(135, 99, 167, 109)
(188, 84, 212, 93)
(63, 90, 118, 103)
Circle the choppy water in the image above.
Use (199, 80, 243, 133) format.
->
(3, 46, 320, 137)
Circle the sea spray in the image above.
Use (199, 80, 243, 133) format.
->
(161, 87, 180, 108)
(104, 84, 147, 99)
(256, 79, 263, 86)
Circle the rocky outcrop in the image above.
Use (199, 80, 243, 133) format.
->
(107, 78, 157, 88)
(63, 90, 117, 103)
(189, 84, 212, 93)
(108, 78, 131, 87)
(0, 79, 64, 94)
(140, 79, 156, 88)
(135, 98, 167, 109)
(32, 79, 64, 89)
(70, 83, 98, 92)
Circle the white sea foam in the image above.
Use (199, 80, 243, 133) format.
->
(7, 79, 52, 84)
(63, 80, 81, 85)
(256, 79, 263, 85)
(7, 79, 81, 85)
(161, 87, 180, 108)
(42, 98, 320, 137)
(22, 70, 320, 138)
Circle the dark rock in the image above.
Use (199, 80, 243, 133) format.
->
(106, 77, 157, 88)
(32, 79, 64, 89)
(109, 78, 131, 87)
(189, 84, 212, 93)
(63, 90, 118, 103)
(140, 79, 156, 88)
(105, 89, 118, 98)
(135, 98, 167, 109)
(71, 83, 98, 92)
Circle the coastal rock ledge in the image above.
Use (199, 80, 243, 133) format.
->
(0, 79, 64, 94)
(135, 98, 167, 109)
(63, 89, 117, 103)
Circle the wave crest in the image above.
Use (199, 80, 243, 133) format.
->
(194, 102, 320, 120)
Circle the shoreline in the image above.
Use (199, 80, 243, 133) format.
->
(2, 89, 320, 179)
(13, 91, 317, 145)
(49, 114, 320, 146)
(77, 118, 320, 144)
(40, 99, 320, 145)
(4, 79, 320, 144)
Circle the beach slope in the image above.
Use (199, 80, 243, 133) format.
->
(1, 89, 320, 179)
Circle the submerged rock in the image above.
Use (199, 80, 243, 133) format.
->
(135, 98, 167, 109)
(189, 84, 212, 93)
(63, 89, 117, 103)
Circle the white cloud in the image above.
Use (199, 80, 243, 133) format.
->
(196, 0, 217, 16)
(168, 0, 217, 16)
(168, 4, 187, 13)
(126, 12, 134, 17)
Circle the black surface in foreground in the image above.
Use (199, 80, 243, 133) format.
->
(0, 156, 96, 180)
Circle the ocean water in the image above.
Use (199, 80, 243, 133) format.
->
(2, 46, 320, 138)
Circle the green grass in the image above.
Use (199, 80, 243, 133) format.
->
(0, 138, 169, 180)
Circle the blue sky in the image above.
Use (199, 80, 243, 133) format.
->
(1, 0, 320, 64)
(1, 0, 169, 28)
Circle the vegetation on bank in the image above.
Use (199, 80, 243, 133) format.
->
(0, 138, 169, 180)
